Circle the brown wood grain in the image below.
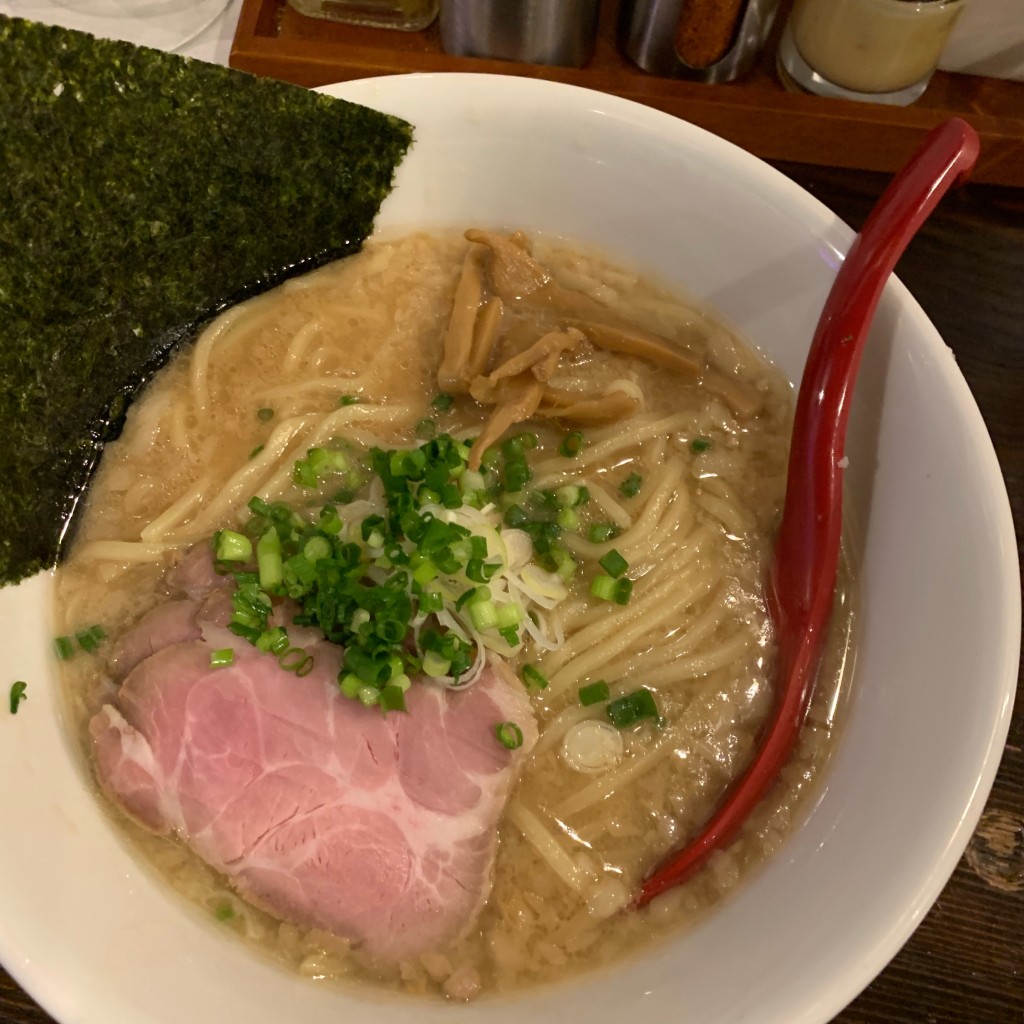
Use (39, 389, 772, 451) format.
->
(1, 163, 1021, 1024)
(227, 0, 1024, 186)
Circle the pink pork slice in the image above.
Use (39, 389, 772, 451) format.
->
(90, 630, 536, 960)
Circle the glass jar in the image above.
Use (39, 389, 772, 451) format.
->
(286, 0, 439, 31)
(777, 0, 968, 104)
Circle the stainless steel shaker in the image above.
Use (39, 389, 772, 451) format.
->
(621, 0, 781, 82)
(440, 0, 602, 68)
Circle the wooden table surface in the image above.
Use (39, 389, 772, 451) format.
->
(1, 162, 1021, 1024)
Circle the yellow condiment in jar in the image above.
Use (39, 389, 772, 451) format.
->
(788, 0, 967, 94)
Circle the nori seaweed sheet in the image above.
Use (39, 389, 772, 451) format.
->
(0, 16, 412, 586)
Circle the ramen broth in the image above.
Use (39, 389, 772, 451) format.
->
(55, 231, 854, 998)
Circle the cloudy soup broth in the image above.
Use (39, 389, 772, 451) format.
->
(55, 230, 854, 1000)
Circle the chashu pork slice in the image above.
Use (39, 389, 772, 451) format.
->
(90, 628, 536, 960)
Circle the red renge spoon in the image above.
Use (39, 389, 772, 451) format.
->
(637, 118, 981, 907)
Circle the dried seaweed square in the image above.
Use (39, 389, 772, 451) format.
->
(0, 15, 412, 586)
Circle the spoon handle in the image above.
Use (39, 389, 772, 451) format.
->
(637, 118, 980, 907)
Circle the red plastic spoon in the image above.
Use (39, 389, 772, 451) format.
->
(637, 118, 981, 908)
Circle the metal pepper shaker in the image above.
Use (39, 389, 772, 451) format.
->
(440, 0, 602, 69)
(621, 0, 781, 82)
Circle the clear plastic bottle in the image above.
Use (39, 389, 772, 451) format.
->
(287, 0, 439, 31)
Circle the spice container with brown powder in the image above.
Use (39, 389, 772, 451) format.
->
(621, 0, 781, 82)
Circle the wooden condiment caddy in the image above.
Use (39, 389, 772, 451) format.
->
(230, 0, 1024, 186)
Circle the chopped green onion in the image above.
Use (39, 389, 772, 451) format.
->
(590, 574, 617, 601)
(559, 430, 584, 458)
(436, 482, 459, 509)
(556, 507, 580, 531)
(214, 902, 235, 922)
(256, 627, 289, 654)
(246, 496, 272, 518)
(339, 395, 361, 407)
(413, 560, 439, 586)
(614, 578, 634, 605)
(256, 528, 283, 590)
(9, 681, 27, 714)
(578, 680, 610, 706)
(218, 429, 566, 713)
(607, 688, 659, 729)
(248, 445, 264, 460)
(279, 647, 310, 673)
(339, 673, 362, 699)
(503, 456, 531, 493)
(390, 448, 427, 478)
(495, 603, 523, 629)
(587, 522, 619, 543)
(432, 393, 454, 411)
(501, 437, 524, 459)
(293, 459, 317, 488)
(421, 650, 451, 677)
(556, 484, 588, 508)
(619, 472, 642, 498)
(358, 684, 380, 707)
(551, 545, 577, 581)
(75, 625, 106, 653)
(495, 721, 524, 750)
(691, 437, 713, 453)
(522, 664, 548, 691)
(215, 529, 253, 563)
(318, 505, 342, 535)
(504, 504, 529, 528)
(257, 407, 274, 422)
(599, 549, 629, 578)
(531, 489, 559, 512)
(504, 467, 529, 495)
(415, 418, 437, 440)
(303, 536, 331, 563)
(210, 648, 235, 668)
(379, 684, 408, 713)
(469, 599, 499, 632)
(293, 446, 350, 488)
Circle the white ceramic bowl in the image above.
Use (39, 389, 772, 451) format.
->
(0, 74, 1018, 1024)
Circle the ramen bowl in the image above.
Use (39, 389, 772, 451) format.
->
(0, 74, 1017, 1024)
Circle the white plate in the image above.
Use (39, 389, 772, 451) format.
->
(0, 73, 1018, 1024)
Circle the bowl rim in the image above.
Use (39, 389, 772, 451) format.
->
(1, 70, 1019, 1024)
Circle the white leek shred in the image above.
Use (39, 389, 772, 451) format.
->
(605, 377, 644, 405)
(423, 502, 568, 682)
(332, 493, 569, 692)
